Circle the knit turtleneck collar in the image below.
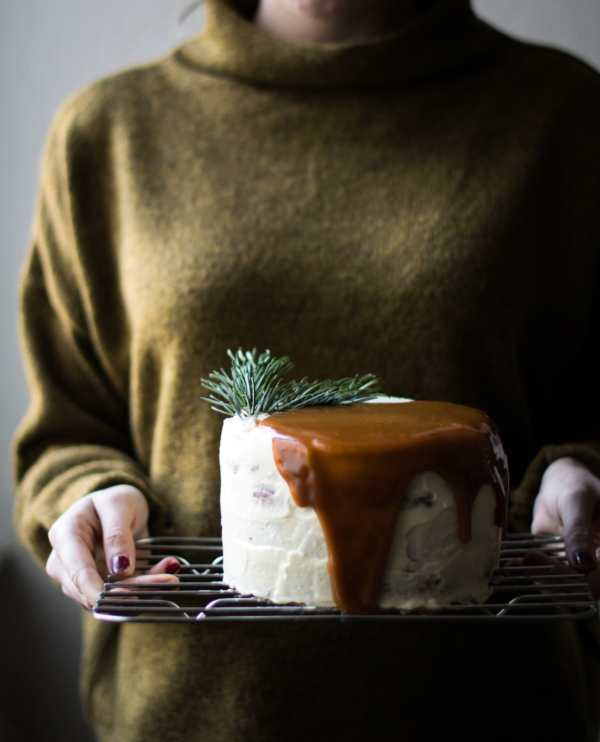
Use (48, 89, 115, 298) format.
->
(175, 0, 505, 89)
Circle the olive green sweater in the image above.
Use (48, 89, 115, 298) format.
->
(14, 0, 600, 740)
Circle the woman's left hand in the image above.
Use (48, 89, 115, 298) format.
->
(528, 457, 600, 598)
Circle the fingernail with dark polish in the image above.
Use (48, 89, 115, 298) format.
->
(111, 555, 130, 574)
(165, 560, 180, 574)
(575, 551, 595, 569)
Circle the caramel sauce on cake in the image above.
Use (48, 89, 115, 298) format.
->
(260, 402, 508, 615)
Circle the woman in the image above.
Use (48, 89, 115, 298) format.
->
(15, 0, 600, 740)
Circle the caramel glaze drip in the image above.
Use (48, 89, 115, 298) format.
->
(259, 402, 508, 615)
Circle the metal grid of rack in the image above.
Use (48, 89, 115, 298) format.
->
(92, 534, 597, 623)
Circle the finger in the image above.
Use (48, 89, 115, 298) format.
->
(47, 548, 84, 600)
(49, 548, 103, 611)
(531, 509, 562, 537)
(525, 548, 600, 601)
(588, 547, 600, 600)
(523, 550, 574, 575)
(50, 554, 99, 608)
(147, 557, 181, 575)
(523, 551, 582, 599)
(105, 574, 180, 618)
(50, 517, 105, 610)
(109, 573, 180, 599)
(93, 486, 147, 578)
(120, 573, 180, 585)
(46, 548, 64, 585)
(109, 559, 181, 584)
(558, 490, 597, 572)
(107, 559, 181, 603)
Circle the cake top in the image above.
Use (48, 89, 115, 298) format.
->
(260, 400, 496, 453)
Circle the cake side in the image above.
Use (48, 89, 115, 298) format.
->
(220, 413, 335, 605)
(379, 474, 500, 609)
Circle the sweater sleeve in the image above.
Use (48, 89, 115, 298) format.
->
(14, 97, 167, 567)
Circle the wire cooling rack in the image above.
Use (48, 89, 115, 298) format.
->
(92, 534, 597, 623)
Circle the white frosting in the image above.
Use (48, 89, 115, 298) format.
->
(220, 399, 502, 610)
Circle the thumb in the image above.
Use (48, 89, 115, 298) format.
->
(92, 485, 149, 577)
(558, 489, 597, 573)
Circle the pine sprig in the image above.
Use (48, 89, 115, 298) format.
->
(202, 349, 381, 418)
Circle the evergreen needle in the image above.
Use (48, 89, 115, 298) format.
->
(201, 349, 381, 417)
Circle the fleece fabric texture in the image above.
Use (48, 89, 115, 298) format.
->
(14, 0, 600, 740)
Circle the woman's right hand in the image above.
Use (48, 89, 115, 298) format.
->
(46, 484, 179, 610)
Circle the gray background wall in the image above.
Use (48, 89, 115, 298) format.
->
(1, 1, 599, 740)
